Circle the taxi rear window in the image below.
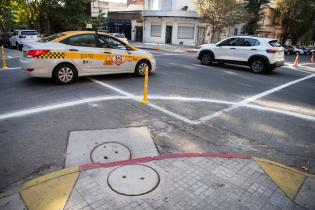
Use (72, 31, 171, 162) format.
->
(39, 33, 65, 42)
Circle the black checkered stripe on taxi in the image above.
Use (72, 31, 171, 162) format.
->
(36, 52, 65, 59)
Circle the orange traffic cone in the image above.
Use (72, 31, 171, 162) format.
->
(293, 54, 299, 67)
(157, 42, 160, 54)
(311, 52, 314, 63)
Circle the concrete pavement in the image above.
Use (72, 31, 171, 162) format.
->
(1, 153, 314, 210)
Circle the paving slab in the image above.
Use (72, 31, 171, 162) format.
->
(65, 127, 159, 167)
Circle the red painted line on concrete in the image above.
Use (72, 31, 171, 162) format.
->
(80, 153, 251, 171)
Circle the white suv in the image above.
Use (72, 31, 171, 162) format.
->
(9, 30, 41, 51)
(197, 36, 285, 73)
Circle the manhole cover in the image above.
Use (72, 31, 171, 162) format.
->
(107, 164, 160, 196)
(90, 142, 131, 163)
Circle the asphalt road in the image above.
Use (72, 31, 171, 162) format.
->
(0, 48, 315, 192)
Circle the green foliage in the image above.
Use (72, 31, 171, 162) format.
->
(275, 0, 315, 44)
(196, 0, 249, 42)
(1, 0, 93, 34)
(242, 0, 270, 35)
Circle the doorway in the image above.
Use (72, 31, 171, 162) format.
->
(135, 26, 143, 42)
(165, 25, 172, 44)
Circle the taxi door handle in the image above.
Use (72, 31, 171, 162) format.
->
(104, 52, 112, 54)
(230, 48, 236, 49)
(69, 49, 78, 51)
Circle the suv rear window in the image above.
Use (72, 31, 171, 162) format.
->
(21, 31, 39, 35)
(269, 40, 282, 47)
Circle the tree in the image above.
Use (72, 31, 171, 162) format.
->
(242, 0, 270, 35)
(275, 0, 315, 44)
(196, 0, 248, 43)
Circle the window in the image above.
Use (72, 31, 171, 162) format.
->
(234, 28, 238, 35)
(218, 38, 238, 46)
(161, 0, 172, 10)
(63, 34, 97, 47)
(269, 40, 282, 47)
(243, 38, 260, 47)
(21, 31, 38, 36)
(177, 26, 194, 39)
(97, 35, 127, 50)
(39, 33, 65, 43)
(151, 24, 161, 37)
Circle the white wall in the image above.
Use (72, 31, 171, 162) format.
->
(145, 0, 196, 11)
(143, 17, 206, 46)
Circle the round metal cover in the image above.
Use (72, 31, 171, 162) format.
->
(107, 164, 160, 196)
(90, 142, 131, 163)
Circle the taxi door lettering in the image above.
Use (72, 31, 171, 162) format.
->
(80, 54, 94, 60)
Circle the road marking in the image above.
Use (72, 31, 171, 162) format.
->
(284, 64, 315, 74)
(245, 104, 315, 122)
(0, 67, 21, 71)
(6, 56, 20, 59)
(0, 94, 314, 122)
(89, 78, 200, 125)
(0, 96, 131, 121)
(200, 74, 315, 122)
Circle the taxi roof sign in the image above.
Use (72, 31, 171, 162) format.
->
(86, 24, 93, 29)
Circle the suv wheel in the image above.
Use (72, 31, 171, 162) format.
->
(16, 42, 22, 51)
(200, 53, 213, 65)
(53, 63, 78, 84)
(250, 58, 266, 73)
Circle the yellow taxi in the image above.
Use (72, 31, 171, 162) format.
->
(19, 31, 156, 84)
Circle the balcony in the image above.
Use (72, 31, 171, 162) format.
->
(143, 10, 199, 18)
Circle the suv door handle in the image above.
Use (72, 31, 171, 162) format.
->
(251, 49, 257, 50)
(69, 49, 78, 51)
(230, 48, 236, 49)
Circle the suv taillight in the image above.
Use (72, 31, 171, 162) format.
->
(27, 50, 50, 58)
(266, 49, 278, 54)
(19, 35, 26, 38)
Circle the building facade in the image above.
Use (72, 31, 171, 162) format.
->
(255, 3, 283, 41)
(143, 0, 208, 45)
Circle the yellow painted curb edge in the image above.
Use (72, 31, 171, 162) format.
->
(0, 167, 79, 199)
(253, 157, 315, 178)
(21, 171, 79, 210)
(22, 166, 79, 190)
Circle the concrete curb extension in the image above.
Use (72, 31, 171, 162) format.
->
(1, 153, 314, 210)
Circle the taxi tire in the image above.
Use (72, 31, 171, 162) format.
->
(135, 60, 151, 76)
(52, 63, 78, 85)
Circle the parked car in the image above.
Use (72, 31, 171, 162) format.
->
(301, 47, 312, 55)
(289, 46, 305, 55)
(283, 45, 294, 55)
(109, 33, 128, 43)
(197, 36, 284, 73)
(9, 30, 41, 51)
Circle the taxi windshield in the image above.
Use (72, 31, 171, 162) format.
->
(39, 33, 65, 42)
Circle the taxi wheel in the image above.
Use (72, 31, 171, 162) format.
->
(135, 60, 150, 76)
(53, 63, 78, 85)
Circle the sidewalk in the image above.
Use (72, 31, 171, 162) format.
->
(1, 154, 314, 210)
(130, 41, 198, 53)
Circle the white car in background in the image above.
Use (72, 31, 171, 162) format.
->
(197, 36, 285, 73)
(109, 33, 128, 44)
(20, 31, 156, 84)
(9, 30, 41, 51)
